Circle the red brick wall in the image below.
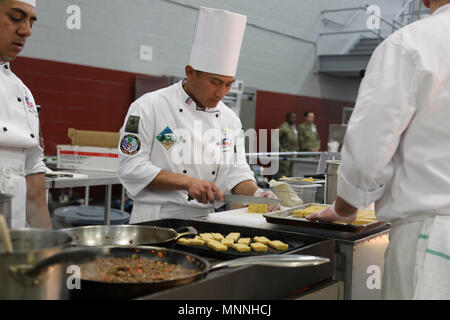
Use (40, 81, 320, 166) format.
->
(255, 90, 355, 151)
(10, 57, 355, 155)
(11, 57, 141, 155)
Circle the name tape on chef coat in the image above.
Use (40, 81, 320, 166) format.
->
(125, 115, 140, 134)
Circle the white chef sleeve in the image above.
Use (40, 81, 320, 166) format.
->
(225, 117, 255, 192)
(24, 144, 46, 176)
(338, 39, 418, 208)
(117, 99, 162, 197)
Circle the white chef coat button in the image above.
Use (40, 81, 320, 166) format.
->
(17, 97, 22, 102)
(30, 133, 35, 138)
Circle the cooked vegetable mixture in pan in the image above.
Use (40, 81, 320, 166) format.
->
(80, 254, 199, 283)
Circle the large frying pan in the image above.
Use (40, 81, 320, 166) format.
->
(61, 225, 197, 246)
(15, 246, 329, 300)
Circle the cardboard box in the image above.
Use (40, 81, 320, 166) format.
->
(57, 145, 119, 172)
(67, 128, 120, 148)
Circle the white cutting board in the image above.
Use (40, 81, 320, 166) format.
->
(201, 207, 272, 229)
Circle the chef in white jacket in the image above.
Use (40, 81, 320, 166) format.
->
(0, 0, 51, 229)
(307, 0, 450, 299)
(118, 7, 278, 223)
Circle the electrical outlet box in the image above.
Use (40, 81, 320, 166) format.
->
(140, 45, 153, 61)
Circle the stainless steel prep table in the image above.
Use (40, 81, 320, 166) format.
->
(45, 170, 126, 225)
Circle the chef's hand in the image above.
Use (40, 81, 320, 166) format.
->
(187, 178, 224, 204)
(305, 197, 357, 223)
(253, 188, 282, 212)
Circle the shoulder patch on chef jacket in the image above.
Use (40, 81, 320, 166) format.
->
(156, 126, 178, 150)
(25, 95, 37, 115)
(120, 134, 141, 155)
(125, 116, 140, 134)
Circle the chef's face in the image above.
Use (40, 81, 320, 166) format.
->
(0, 0, 36, 62)
(305, 112, 315, 123)
(185, 65, 235, 108)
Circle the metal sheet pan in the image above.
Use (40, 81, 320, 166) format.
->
(175, 234, 303, 260)
(263, 204, 385, 233)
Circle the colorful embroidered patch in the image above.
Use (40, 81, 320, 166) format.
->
(120, 134, 141, 155)
(221, 128, 233, 152)
(25, 96, 37, 114)
(221, 137, 232, 151)
(156, 126, 178, 150)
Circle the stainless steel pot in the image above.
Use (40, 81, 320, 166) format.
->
(325, 160, 341, 204)
(0, 229, 73, 300)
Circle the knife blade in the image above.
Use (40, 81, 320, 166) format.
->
(220, 194, 281, 205)
(187, 193, 282, 205)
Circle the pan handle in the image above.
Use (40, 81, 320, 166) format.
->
(210, 254, 329, 271)
(175, 226, 198, 240)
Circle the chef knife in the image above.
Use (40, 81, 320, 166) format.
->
(188, 193, 281, 205)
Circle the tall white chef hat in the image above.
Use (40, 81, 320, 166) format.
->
(189, 7, 247, 77)
(18, 0, 36, 7)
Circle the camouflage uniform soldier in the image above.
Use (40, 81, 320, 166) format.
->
(298, 111, 321, 152)
(277, 112, 299, 178)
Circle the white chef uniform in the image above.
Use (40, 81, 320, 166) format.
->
(118, 81, 255, 223)
(0, 62, 46, 228)
(118, 7, 252, 223)
(337, 4, 450, 299)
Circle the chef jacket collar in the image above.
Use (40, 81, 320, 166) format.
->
(433, 3, 450, 15)
(0, 62, 10, 72)
(179, 80, 220, 113)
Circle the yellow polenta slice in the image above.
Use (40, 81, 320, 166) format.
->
(231, 243, 251, 253)
(268, 240, 289, 251)
(248, 203, 269, 213)
(293, 205, 326, 218)
(221, 238, 234, 246)
(177, 238, 193, 245)
(237, 238, 251, 245)
(226, 233, 240, 242)
(212, 233, 224, 241)
(253, 236, 270, 244)
(199, 233, 214, 240)
(207, 240, 228, 251)
(250, 243, 268, 252)
(191, 238, 205, 246)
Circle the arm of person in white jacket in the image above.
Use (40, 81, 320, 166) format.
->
(337, 37, 419, 212)
(24, 145, 51, 229)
